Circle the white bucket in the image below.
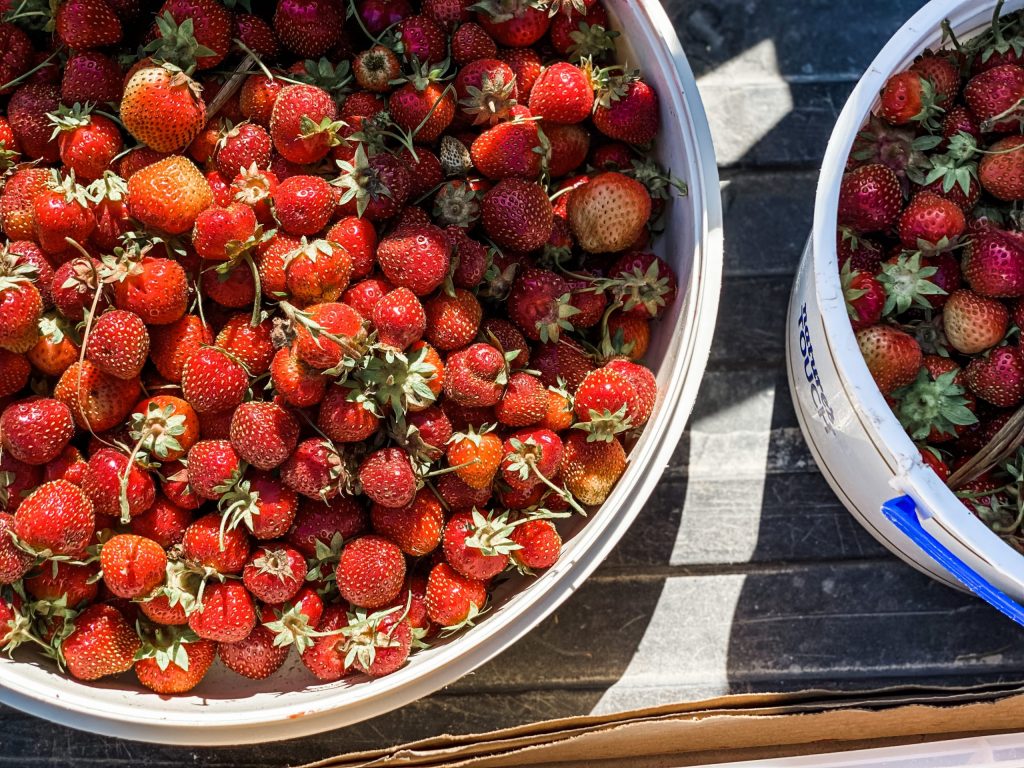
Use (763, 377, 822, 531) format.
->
(0, 0, 723, 745)
(788, 1, 1024, 602)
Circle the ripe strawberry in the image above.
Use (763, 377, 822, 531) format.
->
(292, 301, 367, 370)
(315, 386, 378, 445)
(151, 0, 232, 70)
(8, 84, 61, 162)
(0, 397, 74, 466)
(100, 534, 167, 599)
(470, 120, 543, 179)
(243, 544, 306, 604)
(500, 427, 563, 492)
(215, 314, 275, 374)
(591, 74, 659, 145)
(421, 289, 480, 351)
(55, 0, 123, 49)
(213, 122, 271, 180)
(443, 343, 506, 407)
(83, 448, 156, 520)
(60, 604, 140, 682)
(273, 176, 335, 236)
(963, 226, 1024, 297)
(496, 372, 547, 427)
(979, 135, 1024, 201)
(188, 580, 256, 643)
(910, 51, 960, 105)
(566, 172, 650, 254)
(85, 310, 149, 380)
(445, 425, 500, 489)
(0, 24, 32, 97)
(856, 324, 924, 394)
(273, 0, 344, 57)
(192, 203, 258, 261)
(455, 58, 518, 125)
(280, 438, 345, 500)
(371, 489, 444, 557)
(964, 63, 1024, 132)
(376, 222, 451, 296)
(358, 448, 417, 509)
(373, 287, 426, 350)
(453, 22, 497, 63)
(334, 149, 412, 221)
(509, 517, 560, 571)
(234, 12, 280, 58)
(14, 479, 94, 557)
(136, 634, 216, 693)
(562, 430, 626, 505)
(185, 440, 240, 501)
(271, 348, 327, 408)
(0, 350, 30, 398)
(507, 267, 575, 343)
(328, 217, 377, 280)
(54, 361, 140, 432)
(878, 71, 941, 126)
(476, 0, 548, 45)
(182, 512, 250, 574)
(270, 84, 339, 165)
(0, 512, 31, 584)
(107, 253, 189, 326)
(897, 191, 965, 249)
(965, 346, 1024, 408)
(337, 534, 407, 611)
(149, 315, 213, 382)
(50, 108, 123, 182)
(229, 401, 300, 471)
(222, 471, 299, 541)
(127, 155, 214, 235)
(239, 75, 285, 127)
(837, 164, 903, 233)
(424, 561, 486, 627)
(528, 62, 592, 124)
(121, 66, 206, 153)
(130, 494, 191, 547)
(573, 365, 640, 436)
(219, 625, 290, 680)
(943, 289, 1010, 355)
(181, 346, 249, 413)
(481, 178, 554, 252)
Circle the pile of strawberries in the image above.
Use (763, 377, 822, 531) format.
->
(838, 4, 1024, 550)
(0, 0, 682, 693)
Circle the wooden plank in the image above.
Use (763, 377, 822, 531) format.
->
(708, 275, 791, 369)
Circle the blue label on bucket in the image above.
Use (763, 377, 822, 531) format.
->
(797, 302, 836, 435)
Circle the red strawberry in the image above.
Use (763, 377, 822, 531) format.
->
(453, 22, 498, 63)
(509, 518, 560, 570)
(495, 371, 547, 426)
(878, 71, 940, 126)
(0, 24, 32, 97)
(239, 75, 285, 127)
(50, 108, 123, 182)
(561, 429, 626, 505)
(444, 508, 513, 579)
(219, 625, 290, 680)
(292, 301, 367, 370)
(192, 203, 258, 261)
(270, 84, 339, 165)
(136, 634, 216, 693)
(358, 448, 417, 509)
(897, 191, 965, 249)
(121, 66, 206, 153)
(100, 534, 167, 599)
(443, 342, 506, 407)
(243, 544, 306, 604)
(398, 13, 447, 63)
(373, 287, 426, 350)
(0, 349, 30, 398)
(855, 324, 924, 394)
(288, 495, 367, 557)
(216, 314, 275, 374)
(963, 226, 1024, 297)
(344, 610, 412, 677)
(500, 426, 563, 492)
(85, 310, 149, 380)
(82, 448, 156, 520)
(25, 559, 98, 604)
(235, 13, 281, 59)
(376, 222, 451, 296)
(229, 401, 300, 471)
(424, 561, 486, 627)
(482, 178, 553, 252)
(60, 604, 140, 682)
(129, 494, 191, 547)
(979, 135, 1024, 201)
(507, 267, 576, 343)
(185, 440, 241, 500)
(14, 479, 94, 557)
(455, 58, 518, 125)
(152, 0, 233, 70)
(8, 84, 60, 162)
(337, 534, 406, 609)
(328, 217, 377, 279)
(182, 512, 250, 574)
(54, 361, 140, 432)
(0, 512, 32, 584)
(33, 174, 96, 258)
(943, 289, 1010, 355)
(528, 62, 592, 124)
(965, 346, 1024, 408)
(274, 176, 336, 237)
(423, 289, 482, 351)
(150, 315, 213, 382)
(280, 438, 345, 500)
(273, 0, 344, 58)
(964, 64, 1024, 132)
(371, 489, 444, 557)
(477, 0, 548, 46)
(334, 149, 412, 221)
(109, 253, 189, 326)
(389, 75, 456, 143)
(271, 348, 327, 408)
(181, 346, 249, 413)
(910, 51, 960, 105)
(837, 164, 903, 233)
(0, 398, 74, 466)
(470, 120, 543, 179)
(188, 580, 256, 643)
(592, 74, 659, 145)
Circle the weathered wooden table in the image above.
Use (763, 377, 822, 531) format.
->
(10, 0, 1024, 764)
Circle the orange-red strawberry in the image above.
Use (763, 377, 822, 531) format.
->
(573, 366, 640, 440)
(85, 310, 150, 380)
(447, 425, 502, 489)
(60, 604, 140, 682)
(129, 494, 191, 547)
(376, 222, 451, 297)
(495, 372, 547, 427)
(424, 288, 482, 351)
(424, 561, 486, 627)
(0, 452, 41, 514)
(229, 400, 300, 471)
(192, 203, 258, 261)
(43, 445, 88, 486)
(499, 427, 563, 491)
(371, 489, 445, 557)
(561, 430, 626, 505)
(878, 71, 940, 126)
(239, 74, 285, 127)
(281, 438, 345, 500)
(943, 290, 1010, 355)
(82, 447, 156, 520)
(214, 122, 272, 180)
(182, 511, 249, 572)
(24, 559, 98, 604)
(336, 534, 406, 609)
(271, 348, 327, 408)
(856, 324, 925, 394)
(136, 634, 216, 693)
(510, 517, 560, 570)
(149, 314, 213, 382)
(54, 360, 140, 431)
(121, 65, 206, 153)
(389, 74, 456, 143)
(181, 346, 249, 413)
(358, 448, 417, 509)
(270, 84, 339, 165)
(14, 479, 94, 557)
(318, 384, 380, 443)
(243, 544, 306, 604)
(100, 534, 167, 599)
(604, 359, 656, 426)
(292, 301, 367, 370)
(443, 508, 513, 579)
(567, 172, 650, 253)
(328, 217, 377, 279)
(470, 120, 543, 179)
(127, 155, 214, 234)
(0, 260, 42, 354)
(1, 397, 75, 466)
(33, 172, 96, 257)
(215, 314, 275, 374)
(0, 167, 50, 240)
(108, 253, 189, 326)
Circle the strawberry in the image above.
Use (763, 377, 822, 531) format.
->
(0, 451, 41, 515)
(130, 494, 191, 547)
(271, 348, 327, 408)
(878, 71, 941, 126)
(964, 63, 1024, 132)
(60, 604, 140, 682)
(214, 122, 272, 180)
(476, 0, 548, 46)
(135, 633, 216, 693)
(943, 289, 1010, 355)
(107, 253, 189, 326)
(85, 310, 149, 380)
(963, 226, 1024, 297)
(239, 75, 285, 127)
(100, 534, 167, 599)
(591, 73, 659, 145)
(453, 22, 498, 63)
(291, 301, 367, 370)
(424, 561, 486, 628)
(566, 172, 650, 253)
(897, 191, 965, 249)
(508, 267, 575, 342)
(0, 349, 30, 398)
(545, 122, 590, 178)
(965, 346, 1024, 408)
(377, 222, 451, 296)
(82, 447, 156, 520)
(273, 175, 335, 236)
(55, 0, 123, 49)
(181, 346, 249, 413)
(979, 135, 1024, 201)
(855, 324, 924, 394)
(358, 448, 417, 509)
(149, 315, 213, 382)
(25, 559, 98, 605)
(192, 203, 258, 261)
(49, 107, 123, 182)
(0, 24, 33, 97)
(423, 289, 481, 351)
(328, 217, 377, 280)
(561, 430, 626, 505)
(373, 287, 427, 350)
(334, 148, 413, 221)
(910, 51, 960, 105)
(455, 58, 518, 125)
(219, 625, 290, 680)
(121, 65, 206, 153)
(445, 508, 516, 579)
(509, 517, 560, 570)
(182, 512, 250, 573)
(235, 12, 281, 59)
(500, 427, 563, 492)
(573, 365, 640, 439)
(529, 62, 593, 124)
(221, 470, 299, 540)
(481, 178, 553, 252)
(150, 0, 233, 71)
(14, 479, 94, 557)
(273, 0, 344, 58)
(229, 401, 300, 471)
(532, 337, 594, 391)
(371, 489, 444, 557)
(243, 544, 306, 604)
(270, 84, 339, 165)
(184, 439, 240, 500)
(496, 372, 547, 427)
(353, 45, 401, 93)
(0, 512, 32, 583)
(446, 425, 502, 489)
(0, 397, 74, 466)
(54, 361, 140, 432)
(288, 496, 366, 558)
(281, 438, 345, 500)
(215, 314, 275, 374)
(127, 155, 214, 235)
(837, 164, 903, 233)
(443, 342, 506, 407)
(389, 68, 456, 143)
(0, 168, 49, 241)
(31, 172, 95, 258)
(337, 534, 406, 609)
(343, 276, 393, 318)
(188, 580, 256, 643)
(8, 84, 61, 163)
(231, 165, 279, 226)
(470, 120, 543, 179)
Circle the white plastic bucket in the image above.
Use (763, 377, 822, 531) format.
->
(788, 0, 1024, 601)
(0, 0, 724, 745)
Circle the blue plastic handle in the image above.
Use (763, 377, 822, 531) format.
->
(881, 495, 1024, 628)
